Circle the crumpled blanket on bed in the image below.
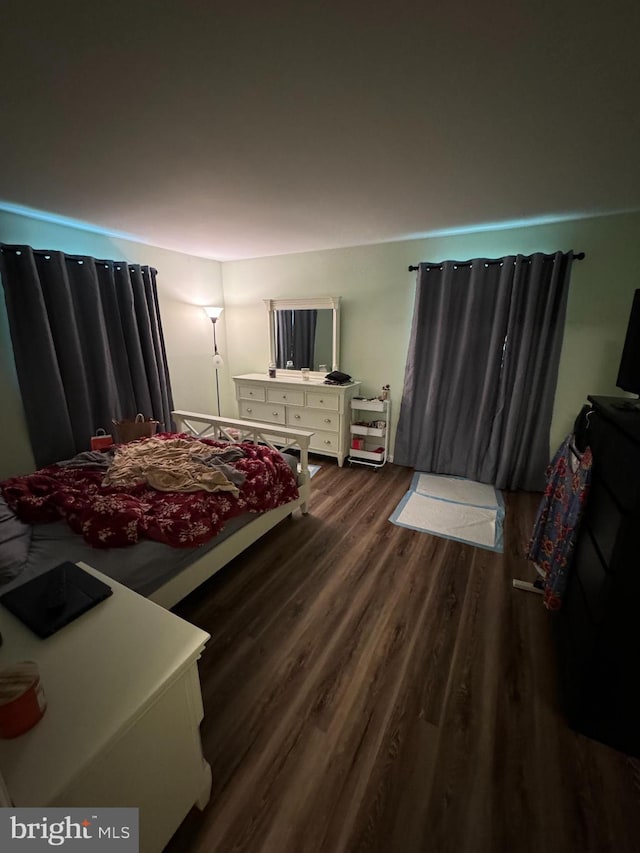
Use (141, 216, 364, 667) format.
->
(0, 435, 299, 549)
(102, 436, 245, 494)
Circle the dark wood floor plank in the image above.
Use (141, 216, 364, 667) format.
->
(167, 462, 640, 853)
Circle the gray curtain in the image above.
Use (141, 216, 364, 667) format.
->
(292, 309, 317, 369)
(394, 252, 575, 491)
(0, 243, 174, 468)
(275, 309, 317, 368)
(276, 309, 294, 368)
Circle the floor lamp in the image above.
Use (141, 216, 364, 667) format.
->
(203, 306, 224, 416)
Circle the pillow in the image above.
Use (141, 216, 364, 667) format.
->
(0, 495, 31, 582)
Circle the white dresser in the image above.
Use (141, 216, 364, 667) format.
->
(0, 562, 211, 853)
(233, 373, 361, 466)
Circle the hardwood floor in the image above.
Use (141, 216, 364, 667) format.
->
(167, 461, 640, 853)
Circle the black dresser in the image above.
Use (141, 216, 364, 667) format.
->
(557, 395, 640, 757)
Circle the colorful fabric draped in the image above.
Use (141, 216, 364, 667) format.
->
(527, 436, 593, 610)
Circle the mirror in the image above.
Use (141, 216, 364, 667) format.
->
(264, 297, 340, 372)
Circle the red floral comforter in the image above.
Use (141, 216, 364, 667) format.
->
(0, 436, 299, 549)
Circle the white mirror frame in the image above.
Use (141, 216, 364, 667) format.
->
(264, 296, 341, 373)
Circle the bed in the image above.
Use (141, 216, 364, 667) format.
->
(0, 411, 314, 609)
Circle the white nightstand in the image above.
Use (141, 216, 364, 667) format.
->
(0, 562, 211, 853)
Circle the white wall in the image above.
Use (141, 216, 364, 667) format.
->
(0, 210, 223, 478)
(3, 207, 639, 480)
(221, 210, 640, 458)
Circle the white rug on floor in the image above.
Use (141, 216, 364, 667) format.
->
(412, 472, 499, 508)
(389, 473, 504, 552)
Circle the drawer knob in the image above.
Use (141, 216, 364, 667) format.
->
(249, 391, 254, 395)
(246, 407, 252, 413)
(324, 418, 331, 424)
(273, 412, 280, 417)
(283, 394, 287, 399)
(294, 414, 301, 419)
(324, 439, 331, 445)
(319, 398, 324, 403)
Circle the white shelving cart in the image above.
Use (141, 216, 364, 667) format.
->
(349, 397, 391, 468)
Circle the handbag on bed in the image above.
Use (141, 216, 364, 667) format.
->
(112, 413, 159, 444)
(90, 428, 114, 451)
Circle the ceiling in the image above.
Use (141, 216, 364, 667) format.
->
(2, 1, 639, 261)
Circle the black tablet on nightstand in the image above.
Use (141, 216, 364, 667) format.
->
(0, 562, 112, 638)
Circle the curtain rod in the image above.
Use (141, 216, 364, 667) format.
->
(408, 252, 585, 272)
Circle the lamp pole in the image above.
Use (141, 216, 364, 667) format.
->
(212, 319, 221, 416)
(203, 306, 224, 417)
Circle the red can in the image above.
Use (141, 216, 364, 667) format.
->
(0, 661, 47, 738)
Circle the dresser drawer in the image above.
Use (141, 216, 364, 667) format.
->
(239, 400, 285, 423)
(305, 391, 339, 412)
(287, 407, 339, 432)
(237, 384, 266, 402)
(267, 388, 305, 406)
(584, 477, 622, 569)
(573, 528, 612, 623)
(591, 414, 640, 511)
(310, 430, 341, 453)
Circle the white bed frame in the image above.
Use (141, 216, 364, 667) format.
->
(147, 410, 314, 609)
